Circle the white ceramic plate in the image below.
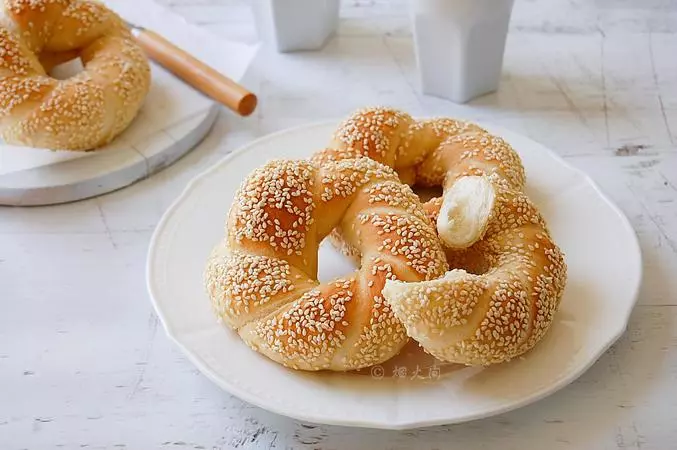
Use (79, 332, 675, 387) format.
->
(146, 121, 642, 429)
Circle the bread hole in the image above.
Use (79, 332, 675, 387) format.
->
(452, 252, 492, 276)
(412, 181, 494, 275)
(316, 238, 357, 283)
(412, 185, 442, 203)
(48, 57, 85, 80)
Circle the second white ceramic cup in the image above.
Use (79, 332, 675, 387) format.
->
(411, 0, 515, 103)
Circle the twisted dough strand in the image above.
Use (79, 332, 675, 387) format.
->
(312, 107, 526, 248)
(385, 177, 567, 365)
(313, 107, 567, 365)
(205, 157, 448, 371)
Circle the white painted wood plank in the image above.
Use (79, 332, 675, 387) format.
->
(156, 0, 677, 41)
(567, 154, 677, 306)
(2, 0, 677, 448)
(0, 198, 107, 234)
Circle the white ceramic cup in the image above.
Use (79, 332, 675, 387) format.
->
(251, 0, 340, 52)
(410, 0, 515, 103)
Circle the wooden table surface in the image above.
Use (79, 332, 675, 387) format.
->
(2, 0, 676, 448)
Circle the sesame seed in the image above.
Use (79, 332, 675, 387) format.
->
(316, 107, 565, 367)
(206, 155, 450, 371)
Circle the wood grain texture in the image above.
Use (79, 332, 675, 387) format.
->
(1, 0, 676, 448)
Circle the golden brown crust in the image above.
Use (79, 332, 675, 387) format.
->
(204, 157, 449, 371)
(384, 184, 567, 365)
(0, 0, 150, 150)
(316, 107, 567, 366)
(319, 106, 525, 195)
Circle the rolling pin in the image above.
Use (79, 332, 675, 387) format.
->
(127, 23, 258, 117)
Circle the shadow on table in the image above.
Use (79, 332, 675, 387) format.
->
(253, 303, 673, 449)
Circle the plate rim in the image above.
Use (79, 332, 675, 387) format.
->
(146, 119, 643, 429)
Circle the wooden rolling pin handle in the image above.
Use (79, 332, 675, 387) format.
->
(134, 29, 257, 117)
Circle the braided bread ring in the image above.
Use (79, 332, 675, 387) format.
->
(314, 107, 567, 366)
(383, 177, 567, 365)
(204, 158, 448, 371)
(0, 0, 150, 150)
(312, 107, 526, 249)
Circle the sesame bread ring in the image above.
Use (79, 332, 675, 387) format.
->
(313, 107, 567, 366)
(0, 0, 151, 151)
(312, 107, 526, 249)
(382, 175, 567, 366)
(204, 158, 448, 371)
